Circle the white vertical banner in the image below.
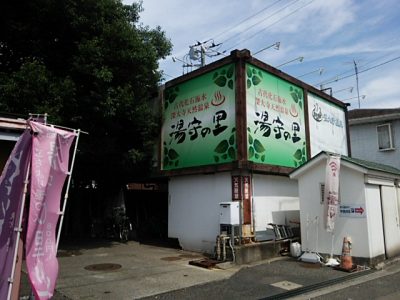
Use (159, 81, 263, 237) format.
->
(324, 155, 341, 232)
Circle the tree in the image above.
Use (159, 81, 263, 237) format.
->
(0, 0, 172, 190)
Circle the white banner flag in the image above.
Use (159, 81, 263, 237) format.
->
(324, 155, 341, 232)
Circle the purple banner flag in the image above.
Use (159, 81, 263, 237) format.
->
(25, 121, 76, 300)
(0, 130, 32, 300)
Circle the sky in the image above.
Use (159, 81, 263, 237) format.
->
(128, 0, 400, 110)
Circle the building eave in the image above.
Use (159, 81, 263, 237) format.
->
(0, 117, 27, 131)
(349, 113, 400, 125)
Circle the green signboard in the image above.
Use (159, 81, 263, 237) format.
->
(162, 64, 236, 170)
(246, 64, 307, 168)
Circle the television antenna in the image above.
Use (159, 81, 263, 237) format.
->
(344, 59, 363, 108)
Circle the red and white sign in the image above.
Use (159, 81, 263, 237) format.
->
(324, 155, 341, 232)
(232, 176, 241, 201)
(25, 121, 76, 300)
(243, 176, 251, 201)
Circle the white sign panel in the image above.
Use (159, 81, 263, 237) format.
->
(339, 204, 366, 218)
(308, 93, 348, 157)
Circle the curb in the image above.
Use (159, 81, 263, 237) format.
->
(260, 267, 375, 300)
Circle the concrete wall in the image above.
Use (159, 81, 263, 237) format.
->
(168, 173, 300, 252)
(252, 175, 299, 237)
(168, 172, 231, 253)
(349, 119, 400, 169)
(297, 160, 375, 258)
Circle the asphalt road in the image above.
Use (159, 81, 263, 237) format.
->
(141, 259, 358, 300)
(307, 264, 400, 300)
(18, 240, 400, 300)
(142, 260, 400, 300)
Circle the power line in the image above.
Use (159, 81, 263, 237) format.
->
(169, 0, 313, 68)
(316, 55, 400, 86)
(224, 0, 314, 52)
(219, 0, 301, 49)
(315, 53, 394, 87)
(314, 36, 400, 87)
(210, 0, 283, 41)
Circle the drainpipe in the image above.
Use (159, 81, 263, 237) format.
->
(251, 173, 255, 240)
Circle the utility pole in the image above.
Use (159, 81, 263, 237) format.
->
(200, 45, 205, 67)
(353, 59, 361, 109)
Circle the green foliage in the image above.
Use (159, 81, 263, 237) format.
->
(247, 132, 266, 162)
(293, 141, 307, 167)
(214, 140, 229, 153)
(0, 0, 172, 188)
(163, 142, 180, 167)
(289, 86, 303, 109)
(253, 139, 265, 153)
(246, 66, 262, 89)
(164, 86, 179, 109)
(212, 65, 235, 89)
(213, 127, 236, 162)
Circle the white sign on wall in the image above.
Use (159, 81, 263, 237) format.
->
(307, 93, 348, 157)
(339, 204, 366, 218)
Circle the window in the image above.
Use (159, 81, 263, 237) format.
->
(377, 123, 394, 151)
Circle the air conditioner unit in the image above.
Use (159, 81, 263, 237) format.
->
(219, 202, 239, 225)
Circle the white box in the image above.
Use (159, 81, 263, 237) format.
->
(219, 202, 240, 225)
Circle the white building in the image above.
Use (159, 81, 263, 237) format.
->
(348, 108, 400, 169)
(160, 49, 350, 259)
(290, 151, 400, 266)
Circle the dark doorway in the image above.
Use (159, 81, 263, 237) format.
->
(125, 187, 169, 244)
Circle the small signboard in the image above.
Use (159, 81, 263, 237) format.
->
(339, 204, 366, 218)
(243, 176, 251, 201)
(232, 176, 241, 201)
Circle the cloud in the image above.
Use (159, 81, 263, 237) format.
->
(126, 0, 400, 109)
(265, 0, 356, 40)
(361, 70, 400, 108)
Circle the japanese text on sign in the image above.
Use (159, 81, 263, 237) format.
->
(339, 205, 366, 218)
(169, 110, 228, 144)
(253, 110, 301, 143)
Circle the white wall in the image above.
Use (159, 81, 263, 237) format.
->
(350, 119, 400, 170)
(169, 173, 301, 251)
(253, 175, 299, 235)
(298, 160, 374, 258)
(380, 185, 400, 257)
(168, 173, 231, 253)
(364, 184, 385, 258)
